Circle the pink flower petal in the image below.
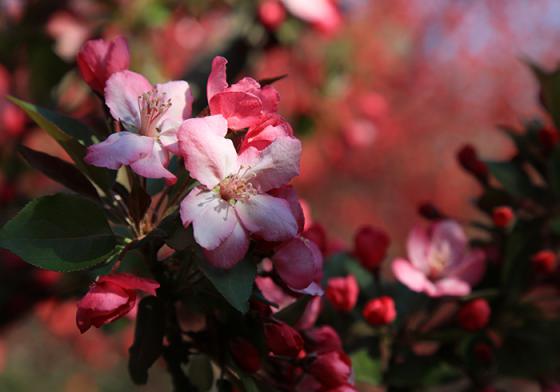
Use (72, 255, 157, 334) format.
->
(432, 277, 471, 297)
(269, 186, 305, 233)
(178, 115, 239, 188)
(104, 70, 152, 131)
(207, 56, 229, 101)
(430, 220, 468, 266)
(77, 281, 130, 313)
(159, 127, 180, 155)
(130, 142, 176, 183)
(406, 225, 431, 273)
(240, 137, 301, 193)
(392, 258, 432, 294)
(204, 221, 249, 269)
(282, 0, 341, 34)
(209, 91, 263, 130)
(154, 80, 193, 127)
(447, 249, 486, 286)
(236, 193, 298, 242)
(180, 188, 237, 250)
(84, 132, 154, 170)
(272, 237, 322, 290)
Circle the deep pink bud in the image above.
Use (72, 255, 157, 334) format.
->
(353, 225, 390, 270)
(76, 273, 159, 333)
(264, 322, 304, 357)
(230, 338, 262, 373)
(457, 144, 488, 183)
(457, 299, 491, 331)
(258, 0, 286, 30)
(325, 275, 359, 312)
(305, 325, 343, 354)
(538, 126, 559, 151)
(492, 206, 514, 228)
(77, 35, 130, 93)
(309, 351, 352, 388)
(531, 250, 557, 275)
(362, 296, 396, 326)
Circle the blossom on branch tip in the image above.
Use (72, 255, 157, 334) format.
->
(392, 220, 486, 297)
(84, 70, 192, 183)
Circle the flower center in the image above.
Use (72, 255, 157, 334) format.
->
(217, 173, 257, 204)
(138, 88, 171, 136)
(427, 243, 450, 280)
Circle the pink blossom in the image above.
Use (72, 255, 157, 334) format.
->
(85, 70, 192, 184)
(272, 236, 323, 290)
(207, 56, 280, 130)
(392, 220, 486, 297)
(239, 113, 294, 153)
(76, 273, 159, 333)
(281, 0, 342, 34)
(77, 36, 130, 94)
(177, 115, 301, 268)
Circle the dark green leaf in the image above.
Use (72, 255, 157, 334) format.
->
(129, 296, 165, 385)
(0, 193, 118, 271)
(351, 349, 381, 385)
(529, 62, 560, 128)
(274, 295, 312, 325)
(18, 145, 99, 200)
(258, 74, 287, 87)
(8, 96, 114, 191)
(198, 257, 256, 313)
(485, 161, 532, 197)
(128, 180, 151, 226)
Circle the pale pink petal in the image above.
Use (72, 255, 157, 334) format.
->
(207, 56, 229, 101)
(159, 128, 179, 155)
(269, 186, 305, 233)
(180, 188, 237, 250)
(236, 194, 298, 242)
(282, 0, 341, 34)
(130, 142, 176, 183)
(155, 80, 193, 126)
(241, 119, 293, 152)
(447, 249, 486, 286)
(177, 115, 239, 188)
(204, 221, 249, 269)
(240, 137, 301, 193)
(430, 220, 468, 268)
(84, 132, 153, 170)
(272, 237, 322, 290)
(392, 258, 432, 293)
(100, 273, 159, 295)
(105, 70, 152, 131)
(77, 281, 129, 312)
(293, 282, 324, 296)
(406, 225, 431, 273)
(432, 278, 471, 297)
(209, 91, 263, 130)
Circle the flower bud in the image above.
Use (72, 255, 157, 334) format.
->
(230, 338, 261, 373)
(532, 250, 557, 275)
(264, 322, 304, 357)
(77, 36, 130, 93)
(353, 225, 390, 270)
(76, 273, 159, 333)
(457, 144, 488, 183)
(325, 275, 359, 312)
(362, 296, 396, 326)
(492, 206, 514, 228)
(457, 299, 491, 331)
(309, 351, 352, 388)
(305, 326, 343, 354)
(258, 0, 286, 30)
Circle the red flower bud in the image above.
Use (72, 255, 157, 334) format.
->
(305, 325, 343, 354)
(76, 273, 159, 333)
(538, 127, 559, 150)
(77, 36, 130, 94)
(353, 225, 390, 270)
(492, 206, 514, 228)
(457, 144, 488, 183)
(362, 296, 396, 326)
(531, 250, 557, 275)
(258, 0, 286, 30)
(264, 322, 304, 357)
(326, 275, 359, 312)
(230, 338, 261, 373)
(457, 299, 491, 331)
(309, 351, 352, 388)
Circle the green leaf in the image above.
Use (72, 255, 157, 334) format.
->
(351, 349, 382, 385)
(529, 63, 560, 128)
(274, 295, 312, 325)
(485, 161, 532, 197)
(18, 145, 99, 200)
(0, 193, 118, 271)
(8, 96, 114, 191)
(129, 296, 165, 385)
(198, 257, 256, 313)
(187, 354, 214, 391)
